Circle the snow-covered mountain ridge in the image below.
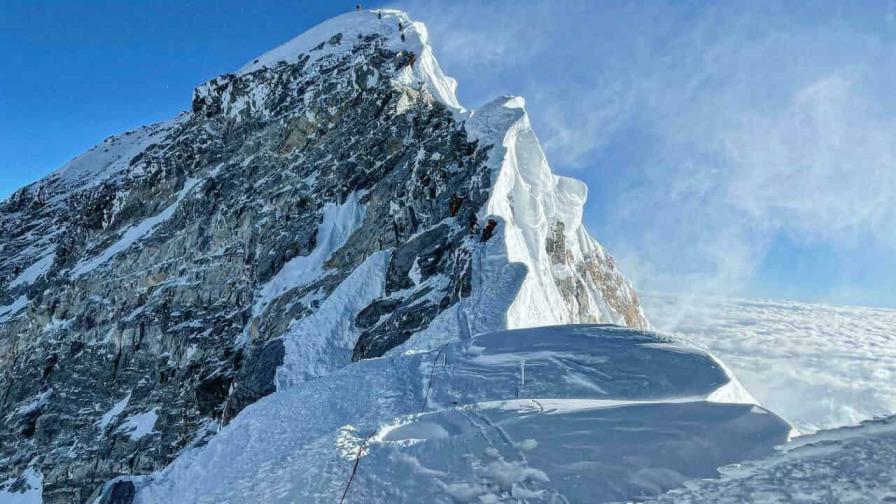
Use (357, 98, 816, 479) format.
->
(130, 325, 789, 503)
(0, 9, 649, 503)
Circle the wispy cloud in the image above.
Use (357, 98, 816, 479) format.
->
(396, 0, 896, 305)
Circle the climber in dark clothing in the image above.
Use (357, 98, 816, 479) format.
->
(401, 32, 406, 42)
(449, 193, 464, 217)
(356, 4, 362, 11)
(481, 219, 498, 242)
(467, 213, 479, 234)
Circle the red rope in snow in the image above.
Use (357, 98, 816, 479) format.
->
(338, 437, 368, 504)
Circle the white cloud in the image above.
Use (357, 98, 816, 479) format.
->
(724, 74, 896, 244)
(397, 0, 896, 303)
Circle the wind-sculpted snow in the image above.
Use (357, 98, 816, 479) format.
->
(425, 325, 735, 406)
(649, 415, 896, 503)
(645, 294, 896, 434)
(132, 325, 789, 503)
(363, 401, 786, 503)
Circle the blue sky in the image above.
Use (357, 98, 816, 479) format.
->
(2, 1, 895, 307)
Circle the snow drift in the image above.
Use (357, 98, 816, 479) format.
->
(132, 325, 789, 503)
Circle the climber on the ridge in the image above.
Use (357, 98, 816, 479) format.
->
(356, 4, 362, 11)
(449, 193, 464, 217)
(481, 219, 498, 242)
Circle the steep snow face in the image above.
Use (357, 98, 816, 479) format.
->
(467, 97, 646, 331)
(389, 84, 647, 356)
(132, 325, 787, 504)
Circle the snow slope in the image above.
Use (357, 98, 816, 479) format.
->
(50, 119, 182, 196)
(649, 415, 896, 503)
(645, 294, 896, 434)
(397, 96, 648, 354)
(132, 325, 788, 503)
(0, 468, 43, 504)
(472, 96, 644, 329)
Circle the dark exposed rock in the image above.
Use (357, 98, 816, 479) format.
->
(95, 480, 136, 504)
(224, 339, 285, 420)
(0, 28, 491, 503)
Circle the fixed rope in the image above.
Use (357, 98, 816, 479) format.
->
(421, 344, 449, 412)
(339, 344, 451, 502)
(338, 434, 370, 504)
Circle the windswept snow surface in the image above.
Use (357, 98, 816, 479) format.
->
(0, 468, 43, 504)
(649, 415, 896, 503)
(133, 325, 788, 503)
(51, 119, 181, 194)
(645, 294, 896, 434)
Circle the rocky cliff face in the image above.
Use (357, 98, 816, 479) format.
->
(0, 10, 646, 503)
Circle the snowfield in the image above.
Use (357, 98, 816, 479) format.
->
(0, 469, 42, 504)
(645, 294, 896, 434)
(648, 415, 896, 503)
(132, 325, 789, 503)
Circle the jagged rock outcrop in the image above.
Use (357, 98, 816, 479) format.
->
(0, 9, 646, 502)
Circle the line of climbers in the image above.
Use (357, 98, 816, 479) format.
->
(360, 7, 405, 43)
(448, 193, 497, 243)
